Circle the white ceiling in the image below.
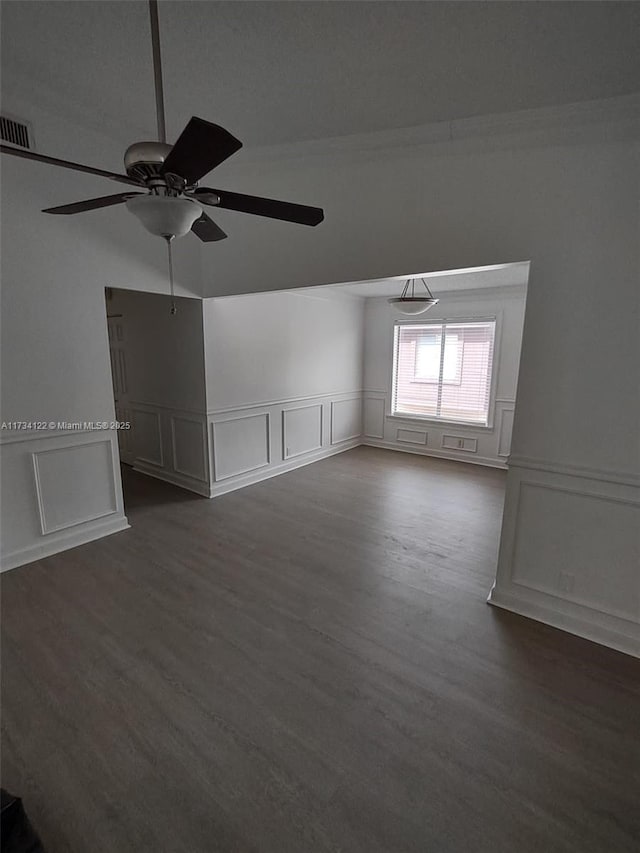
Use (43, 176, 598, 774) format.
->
(2, 1, 639, 148)
(295, 262, 530, 300)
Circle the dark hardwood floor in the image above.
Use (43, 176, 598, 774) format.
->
(2, 447, 639, 852)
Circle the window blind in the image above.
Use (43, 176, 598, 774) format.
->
(392, 320, 496, 425)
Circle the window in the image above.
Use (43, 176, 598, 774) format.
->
(392, 320, 496, 425)
(414, 331, 461, 383)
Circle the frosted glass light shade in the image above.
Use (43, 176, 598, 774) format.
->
(126, 195, 202, 238)
(387, 297, 439, 315)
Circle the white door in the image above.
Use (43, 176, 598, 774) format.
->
(107, 314, 135, 465)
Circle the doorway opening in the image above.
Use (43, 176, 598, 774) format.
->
(275, 259, 532, 600)
(104, 287, 209, 515)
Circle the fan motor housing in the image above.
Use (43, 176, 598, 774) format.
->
(124, 141, 173, 182)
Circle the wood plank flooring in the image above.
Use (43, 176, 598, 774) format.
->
(2, 446, 639, 852)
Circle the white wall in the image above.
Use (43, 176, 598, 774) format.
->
(362, 284, 526, 466)
(107, 289, 209, 495)
(0, 94, 204, 570)
(203, 290, 364, 495)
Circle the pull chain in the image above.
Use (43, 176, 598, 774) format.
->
(165, 235, 177, 315)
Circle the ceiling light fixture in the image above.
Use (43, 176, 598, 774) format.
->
(388, 277, 439, 315)
(124, 195, 203, 316)
(125, 194, 202, 238)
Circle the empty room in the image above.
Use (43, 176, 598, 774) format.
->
(1, 2, 638, 852)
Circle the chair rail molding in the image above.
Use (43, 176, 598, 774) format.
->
(507, 455, 640, 487)
(207, 388, 363, 417)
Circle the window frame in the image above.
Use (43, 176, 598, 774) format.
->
(390, 315, 500, 429)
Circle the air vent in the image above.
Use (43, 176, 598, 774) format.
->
(0, 115, 32, 149)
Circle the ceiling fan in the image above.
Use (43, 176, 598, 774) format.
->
(0, 0, 324, 246)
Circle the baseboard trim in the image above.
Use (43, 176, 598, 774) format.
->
(1, 515, 130, 573)
(361, 438, 508, 470)
(209, 439, 362, 498)
(487, 584, 640, 659)
(132, 463, 211, 497)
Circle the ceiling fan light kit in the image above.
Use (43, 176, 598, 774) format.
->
(0, 0, 324, 247)
(0, 0, 326, 315)
(388, 277, 439, 315)
(125, 195, 203, 239)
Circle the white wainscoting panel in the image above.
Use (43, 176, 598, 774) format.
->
(490, 462, 640, 658)
(362, 392, 510, 468)
(397, 428, 428, 446)
(32, 439, 117, 534)
(511, 481, 639, 621)
(363, 397, 385, 439)
(132, 408, 163, 467)
(129, 402, 209, 496)
(331, 398, 362, 445)
(282, 404, 323, 460)
(1, 429, 129, 572)
(207, 391, 362, 498)
(213, 413, 271, 481)
(497, 406, 515, 457)
(171, 416, 208, 482)
(442, 434, 478, 453)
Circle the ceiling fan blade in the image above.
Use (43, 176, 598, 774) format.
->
(195, 188, 324, 226)
(0, 143, 141, 186)
(161, 117, 242, 185)
(191, 212, 227, 242)
(42, 192, 143, 215)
